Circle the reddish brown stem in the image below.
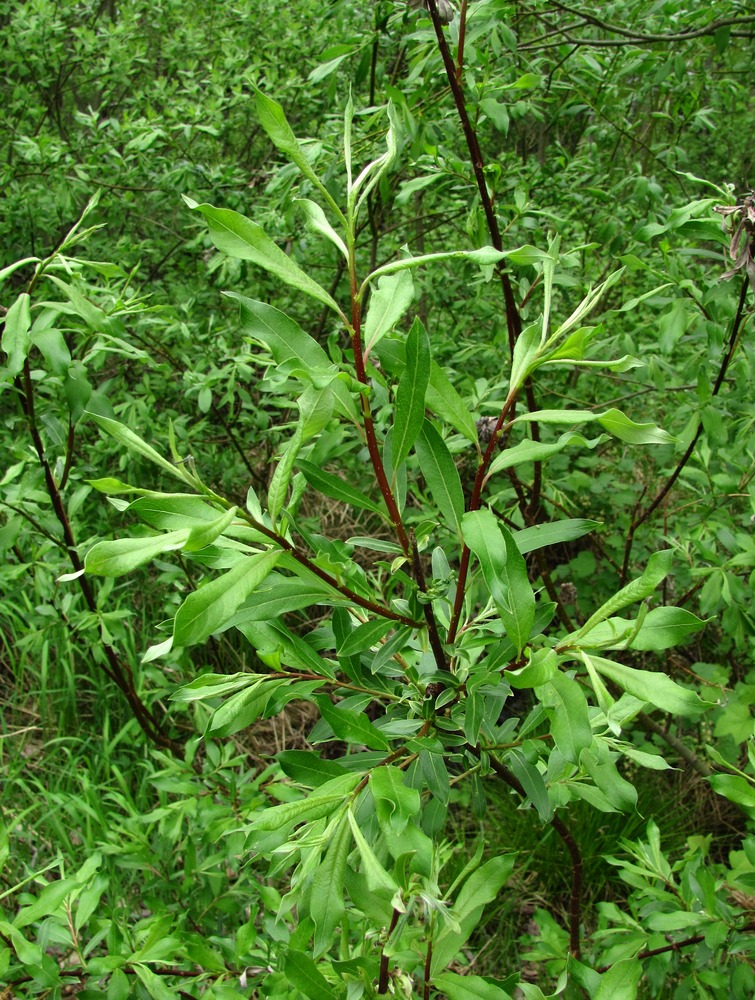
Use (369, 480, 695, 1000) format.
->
(447, 393, 519, 642)
(349, 261, 411, 557)
(377, 907, 401, 993)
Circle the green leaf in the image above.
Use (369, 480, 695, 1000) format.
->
(85, 530, 190, 577)
(580, 747, 637, 812)
(311, 815, 352, 956)
(432, 855, 516, 975)
(187, 201, 340, 313)
(392, 317, 431, 471)
(488, 433, 605, 477)
(31, 327, 71, 376)
(596, 408, 673, 445)
(13, 879, 76, 929)
(284, 950, 340, 1000)
(254, 90, 323, 189)
(132, 964, 179, 1000)
(362, 269, 414, 355)
(184, 505, 238, 551)
(586, 655, 707, 716)
(87, 413, 184, 481)
(316, 697, 390, 751)
(249, 772, 362, 833)
(630, 606, 707, 651)
(508, 648, 558, 689)
(207, 677, 290, 736)
(463, 691, 485, 748)
(462, 509, 535, 654)
(170, 671, 254, 702)
(0, 257, 39, 284)
(268, 425, 304, 523)
(2, 292, 32, 375)
(420, 750, 451, 805)
(297, 198, 347, 257)
(230, 295, 357, 420)
(433, 972, 513, 1000)
(416, 420, 465, 539)
(339, 618, 395, 657)
(239, 619, 338, 679)
(347, 809, 400, 896)
(509, 323, 541, 391)
(297, 459, 383, 514)
(129, 494, 227, 531)
(548, 672, 592, 763)
(514, 408, 673, 445)
(277, 750, 349, 788)
(511, 518, 600, 556)
(427, 361, 479, 443)
(708, 774, 755, 813)
(370, 765, 421, 835)
(569, 550, 673, 641)
(173, 550, 280, 646)
(228, 576, 343, 624)
(507, 749, 552, 822)
(594, 958, 642, 1000)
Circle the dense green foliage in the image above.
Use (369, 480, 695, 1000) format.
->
(2, 1, 755, 998)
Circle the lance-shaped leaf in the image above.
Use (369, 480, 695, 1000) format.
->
(431, 855, 516, 975)
(432, 972, 513, 1000)
(316, 697, 390, 751)
(85, 530, 190, 577)
(580, 745, 638, 813)
(392, 317, 431, 472)
(277, 750, 349, 788)
(586, 654, 707, 716)
(567, 550, 672, 643)
(311, 815, 352, 956)
(2, 292, 31, 375)
(186, 200, 341, 313)
(297, 198, 347, 257)
(254, 90, 320, 184)
(229, 295, 357, 421)
(509, 323, 541, 392)
(170, 671, 256, 702)
(371, 765, 421, 836)
(227, 577, 345, 626)
(506, 749, 552, 821)
(347, 809, 400, 896)
(462, 509, 535, 655)
(488, 432, 605, 477)
(362, 269, 414, 356)
(511, 518, 600, 556)
(427, 361, 478, 443)
(416, 420, 465, 540)
(268, 425, 304, 524)
(173, 549, 280, 646)
(248, 772, 362, 834)
(128, 494, 222, 531)
(284, 950, 341, 1000)
(339, 618, 395, 657)
(548, 671, 592, 763)
(376, 339, 477, 444)
(514, 408, 673, 445)
(296, 459, 383, 515)
(87, 413, 185, 481)
(184, 505, 238, 551)
(576, 607, 706, 652)
(207, 676, 292, 736)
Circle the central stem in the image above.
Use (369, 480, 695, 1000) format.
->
(348, 243, 411, 557)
